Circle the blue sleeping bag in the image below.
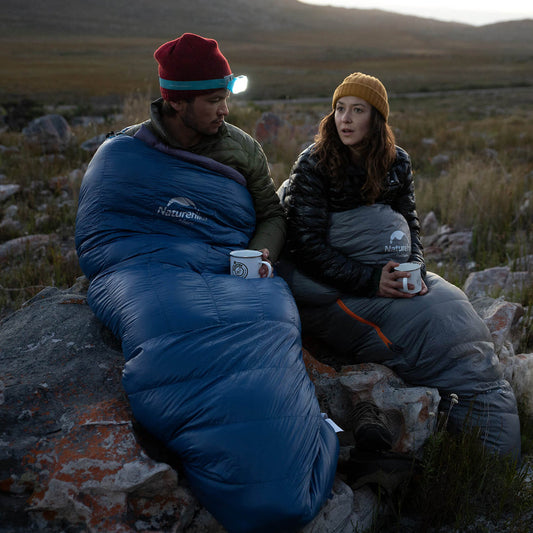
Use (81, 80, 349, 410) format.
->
(75, 130, 339, 532)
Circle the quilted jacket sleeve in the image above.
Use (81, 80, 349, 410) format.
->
(194, 123, 287, 262)
(284, 148, 382, 296)
(243, 138, 287, 261)
(386, 147, 426, 276)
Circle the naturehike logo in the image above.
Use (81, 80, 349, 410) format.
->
(157, 197, 207, 224)
(384, 230, 410, 253)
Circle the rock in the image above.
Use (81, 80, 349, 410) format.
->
(301, 259, 533, 422)
(470, 297, 525, 356)
(0, 281, 221, 532)
(254, 112, 294, 145)
(464, 266, 510, 298)
(500, 353, 533, 415)
(422, 225, 472, 264)
(463, 266, 533, 415)
(484, 147, 499, 159)
(464, 266, 530, 300)
(304, 352, 440, 456)
(301, 481, 378, 533)
(0, 145, 19, 154)
(421, 210, 439, 236)
(81, 133, 107, 153)
(0, 184, 20, 202)
(0, 214, 21, 234)
(430, 154, 450, 167)
(39, 153, 66, 164)
(3, 204, 18, 219)
(0, 234, 55, 260)
(71, 116, 106, 128)
(22, 114, 74, 153)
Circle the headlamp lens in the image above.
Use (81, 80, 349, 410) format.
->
(227, 75, 248, 94)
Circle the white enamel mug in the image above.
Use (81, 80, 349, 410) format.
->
(394, 262, 422, 294)
(229, 249, 273, 279)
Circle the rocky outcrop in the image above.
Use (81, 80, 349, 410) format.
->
(0, 184, 20, 203)
(22, 114, 74, 153)
(0, 279, 224, 532)
(302, 351, 440, 455)
(1, 263, 531, 532)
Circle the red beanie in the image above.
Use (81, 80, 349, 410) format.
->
(154, 33, 232, 101)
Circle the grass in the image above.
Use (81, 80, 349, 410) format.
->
(0, 125, 93, 316)
(1, 30, 532, 103)
(0, 36, 161, 104)
(361, 397, 533, 531)
(398, 426, 533, 531)
(355, 391, 532, 532)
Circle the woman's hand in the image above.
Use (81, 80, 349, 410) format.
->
(376, 261, 428, 298)
(258, 248, 273, 278)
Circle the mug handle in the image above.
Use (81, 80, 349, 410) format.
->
(261, 261, 273, 278)
(402, 277, 409, 291)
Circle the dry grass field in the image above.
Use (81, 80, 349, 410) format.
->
(1, 35, 531, 104)
(1, 0, 532, 103)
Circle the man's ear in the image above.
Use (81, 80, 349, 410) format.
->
(168, 100, 187, 113)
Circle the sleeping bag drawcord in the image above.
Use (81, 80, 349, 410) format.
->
(336, 299, 403, 353)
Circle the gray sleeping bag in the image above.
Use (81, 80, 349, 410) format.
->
(279, 203, 521, 460)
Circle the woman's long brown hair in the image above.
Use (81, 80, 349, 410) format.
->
(311, 106, 397, 204)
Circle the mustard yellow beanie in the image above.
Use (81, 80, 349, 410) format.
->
(332, 72, 389, 121)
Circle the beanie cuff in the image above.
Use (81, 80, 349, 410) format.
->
(159, 74, 247, 94)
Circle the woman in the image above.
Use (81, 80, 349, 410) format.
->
(279, 72, 521, 460)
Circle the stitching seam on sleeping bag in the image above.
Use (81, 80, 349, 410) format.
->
(336, 298, 394, 349)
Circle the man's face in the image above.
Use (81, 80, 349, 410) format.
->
(176, 89, 229, 146)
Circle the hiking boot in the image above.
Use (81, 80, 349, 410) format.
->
(346, 449, 419, 493)
(351, 400, 394, 451)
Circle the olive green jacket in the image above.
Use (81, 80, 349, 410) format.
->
(122, 99, 286, 262)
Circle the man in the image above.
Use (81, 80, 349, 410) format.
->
(121, 32, 285, 273)
(76, 33, 339, 532)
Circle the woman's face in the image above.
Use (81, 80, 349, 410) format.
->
(334, 96, 372, 147)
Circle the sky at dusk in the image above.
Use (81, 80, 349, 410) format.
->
(300, 0, 533, 26)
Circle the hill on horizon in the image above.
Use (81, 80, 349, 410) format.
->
(1, 0, 532, 103)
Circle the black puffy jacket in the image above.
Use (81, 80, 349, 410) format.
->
(283, 144, 425, 297)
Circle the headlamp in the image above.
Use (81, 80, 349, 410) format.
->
(159, 74, 248, 94)
(226, 74, 248, 94)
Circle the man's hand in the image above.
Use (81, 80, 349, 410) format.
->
(258, 248, 273, 278)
